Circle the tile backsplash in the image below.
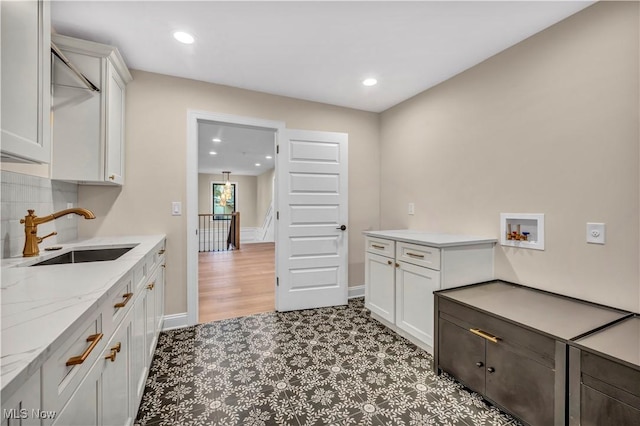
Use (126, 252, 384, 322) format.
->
(1, 171, 79, 259)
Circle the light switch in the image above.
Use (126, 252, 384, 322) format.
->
(172, 202, 182, 216)
(408, 203, 415, 215)
(586, 223, 605, 244)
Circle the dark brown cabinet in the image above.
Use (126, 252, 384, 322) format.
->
(435, 281, 630, 426)
(569, 316, 640, 426)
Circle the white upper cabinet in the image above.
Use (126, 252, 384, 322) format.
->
(51, 34, 132, 185)
(0, 0, 52, 163)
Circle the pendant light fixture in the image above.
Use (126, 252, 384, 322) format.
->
(220, 171, 232, 207)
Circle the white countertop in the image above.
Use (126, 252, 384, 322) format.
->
(363, 229, 497, 247)
(1, 235, 165, 399)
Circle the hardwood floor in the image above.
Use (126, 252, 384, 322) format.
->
(198, 242, 275, 323)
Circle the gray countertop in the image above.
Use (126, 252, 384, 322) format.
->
(439, 281, 630, 341)
(363, 230, 497, 248)
(573, 316, 640, 368)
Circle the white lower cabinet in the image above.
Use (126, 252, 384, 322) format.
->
(2, 239, 167, 426)
(53, 310, 132, 426)
(364, 233, 494, 352)
(395, 261, 440, 344)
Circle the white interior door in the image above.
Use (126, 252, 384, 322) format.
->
(276, 129, 348, 311)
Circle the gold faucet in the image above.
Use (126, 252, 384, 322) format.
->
(20, 208, 96, 257)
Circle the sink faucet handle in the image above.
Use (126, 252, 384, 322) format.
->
(37, 231, 58, 244)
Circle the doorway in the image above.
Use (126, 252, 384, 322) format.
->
(190, 113, 281, 324)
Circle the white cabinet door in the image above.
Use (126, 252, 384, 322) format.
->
(105, 60, 125, 185)
(102, 314, 133, 426)
(155, 264, 165, 332)
(1, 372, 41, 426)
(0, 0, 51, 163)
(131, 291, 147, 408)
(145, 270, 158, 362)
(395, 261, 440, 347)
(364, 252, 395, 323)
(52, 363, 100, 426)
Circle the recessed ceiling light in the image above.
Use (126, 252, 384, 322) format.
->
(362, 78, 378, 87)
(255, 163, 261, 167)
(173, 31, 195, 44)
(209, 151, 217, 155)
(265, 155, 272, 159)
(212, 138, 221, 142)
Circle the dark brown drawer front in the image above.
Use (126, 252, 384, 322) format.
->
(439, 298, 555, 367)
(582, 352, 640, 398)
(581, 385, 640, 426)
(438, 318, 486, 394)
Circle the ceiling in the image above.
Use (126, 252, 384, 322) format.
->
(52, 1, 594, 175)
(51, 1, 594, 114)
(198, 121, 275, 176)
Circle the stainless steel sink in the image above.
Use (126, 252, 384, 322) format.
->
(30, 247, 134, 266)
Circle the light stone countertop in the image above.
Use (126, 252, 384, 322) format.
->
(1, 235, 166, 400)
(363, 229, 497, 247)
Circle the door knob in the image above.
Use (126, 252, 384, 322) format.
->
(336, 225, 347, 231)
(476, 361, 484, 368)
(487, 367, 495, 373)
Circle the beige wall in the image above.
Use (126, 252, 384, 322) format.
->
(380, 2, 640, 311)
(198, 173, 258, 227)
(78, 72, 380, 316)
(256, 168, 275, 226)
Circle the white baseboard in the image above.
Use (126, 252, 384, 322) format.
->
(348, 285, 365, 299)
(162, 313, 189, 331)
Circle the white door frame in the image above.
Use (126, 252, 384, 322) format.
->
(186, 110, 285, 326)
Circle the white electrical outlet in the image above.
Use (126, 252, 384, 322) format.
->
(408, 203, 415, 215)
(172, 201, 182, 216)
(586, 223, 605, 244)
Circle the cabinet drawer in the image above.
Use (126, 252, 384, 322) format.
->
(396, 241, 440, 270)
(107, 272, 133, 331)
(581, 351, 640, 398)
(42, 311, 104, 415)
(133, 259, 148, 293)
(581, 384, 640, 426)
(439, 298, 555, 367)
(365, 237, 394, 258)
(145, 241, 165, 274)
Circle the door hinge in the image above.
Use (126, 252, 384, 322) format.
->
(276, 145, 279, 154)
(276, 211, 279, 220)
(276, 277, 279, 286)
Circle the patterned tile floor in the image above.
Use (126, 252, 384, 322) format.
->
(136, 298, 523, 426)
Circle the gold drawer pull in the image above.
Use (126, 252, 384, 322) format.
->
(66, 333, 103, 366)
(147, 282, 155, 290)
(114, 292, 133, 309)
(105, 342, 121, 362)
(470, 328, 499, 343)
(158, 249, 165, 255)
(406, 252, 425, 259)
(395, 262, 400, 268)
(109, 175, 115, 180)
(371, 244, 385, 249)
(161, 264, 166, 268)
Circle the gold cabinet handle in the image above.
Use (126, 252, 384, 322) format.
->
(109, 175, 115, 180)
(406, 252, 425, 259)
(105, 342, 121, 362)
(387, 260, 392, 265)
(114, 292, 133, 309)
(147, 282, 155, 290)
(66, 333, 103, 366)
(161, 264, 166, 268)
(158, 249, 165, 255)
(395, 262, 400, 268)
(371, 244, 385, 250)
(469, 328, 499, 343)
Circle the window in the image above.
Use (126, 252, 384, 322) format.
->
(211, 181, 236, 218)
